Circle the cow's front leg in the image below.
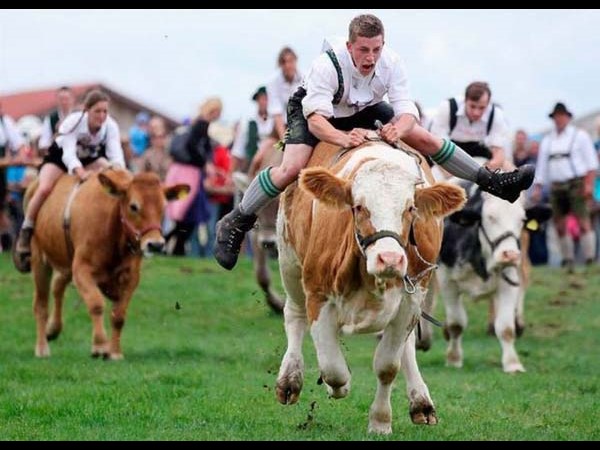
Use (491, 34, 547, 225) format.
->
(72, 263, 109, 358)
(495, 271, 525, 373)
(369, 287, 422, 434)
(439, 268, 466, 368)
(402, 330, 437, 425)
(310, 301, 351, 400)
(276, 297, 307, 405)
(108, 297, 132, 361)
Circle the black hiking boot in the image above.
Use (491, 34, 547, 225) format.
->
(214, 206, 257, 270)
(477, 164, 535, 203)
(12, 227, 34, 273)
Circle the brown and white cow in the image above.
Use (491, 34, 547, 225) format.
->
(437, 179, 529, 373)
(274, 140, 465, 434)
(27, 169, 189, 359)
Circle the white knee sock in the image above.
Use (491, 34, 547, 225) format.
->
(559, 235, 575, 262)
(580, 231, 596, 261)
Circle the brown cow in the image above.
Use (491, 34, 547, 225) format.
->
(27, 168, 189, 359)
(275, 139, 465, 434)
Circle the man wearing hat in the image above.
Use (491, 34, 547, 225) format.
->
(231, 86, 274, 173)
(532, 102, 598, 270)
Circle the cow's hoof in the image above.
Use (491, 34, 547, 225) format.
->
(503, 362, 526, 373)
(368, 420, 392, 435)
(46, 323, 62, 341)
(35, 344, 50, 358)
(276, 374, 303, 405)
(446, 349, 463, 368)
(106, 353, 124, 361)
(410, 401, 438, 425)
(415, 337, 432, 352)
(326, 379, 351, 399)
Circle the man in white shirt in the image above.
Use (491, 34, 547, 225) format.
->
(214, 13, 535, 271)
(430, 81, 509, 170)
(37, 86, 76, 153)
(267, 47, 303, 141)
(532, 102, 598, 269)
(231, 86, 274, 174)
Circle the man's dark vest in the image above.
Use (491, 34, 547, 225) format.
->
(245, 119, 259, 160)
(49, 110, 61, 134)
(448, 98, 496, 159)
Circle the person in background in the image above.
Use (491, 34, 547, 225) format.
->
(532, 102, 598, 271)
(38, 86, 76, 154)
(0, 103, 27, 252)
(267, 46, 303, 142)
(231, 86, 274, 175)
(430, 81, 510, 171)
(129, 111, 150, 157)
(164, 97, 222, 256)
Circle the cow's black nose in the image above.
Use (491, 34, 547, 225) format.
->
(147, 241, 165, 253)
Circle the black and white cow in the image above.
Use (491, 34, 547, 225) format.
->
(437, 180, 529, 373)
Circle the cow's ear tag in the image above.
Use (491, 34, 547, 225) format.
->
(178, 190, 188, 200)
(526, 219, 539, 231)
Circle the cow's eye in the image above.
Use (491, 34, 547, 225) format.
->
(353, 205, 363, 214)
(129, 203, 140, 213)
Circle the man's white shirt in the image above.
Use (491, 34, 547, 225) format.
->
(0, 114, 25, 152)
(231, 113, 275, 160)
(301, 37, 419, 120)
(429, 98, 509, 151)
(534, 124, 598, 185)
(266, 70, 303, 123)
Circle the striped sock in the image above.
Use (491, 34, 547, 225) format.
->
(431, 138, 456, 165)
(431, 139, 480, 182)
(240, 167, 282, 215)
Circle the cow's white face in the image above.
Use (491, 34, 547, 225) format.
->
(352, 160, 419, 279)
(480, 193, 526, 271)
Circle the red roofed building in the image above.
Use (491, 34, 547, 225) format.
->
(0, 82, 180, 134)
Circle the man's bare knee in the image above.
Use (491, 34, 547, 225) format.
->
(278, 164, 302, 185)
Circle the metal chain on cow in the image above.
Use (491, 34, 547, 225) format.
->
(403, 218, 439, 295)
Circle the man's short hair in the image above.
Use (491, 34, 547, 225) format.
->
(465, 82, 492, 102)
(348, 14, 385, 43)
(277, 47, 297, 66)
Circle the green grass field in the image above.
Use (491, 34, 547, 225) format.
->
(0, 252, 598, 440)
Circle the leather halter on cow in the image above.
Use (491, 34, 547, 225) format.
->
(26, 168, 189, 360)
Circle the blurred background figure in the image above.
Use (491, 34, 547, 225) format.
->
(165, 97, 222, 256)
(135, 115, 171, 182)
(38, 86, 76, 155)
(430, 81, 510, 171)
(267, 46, 303, 142)
(0, 101, 28, 252)
(532, 102, 598, 271)
(129, 111, 150, 157)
